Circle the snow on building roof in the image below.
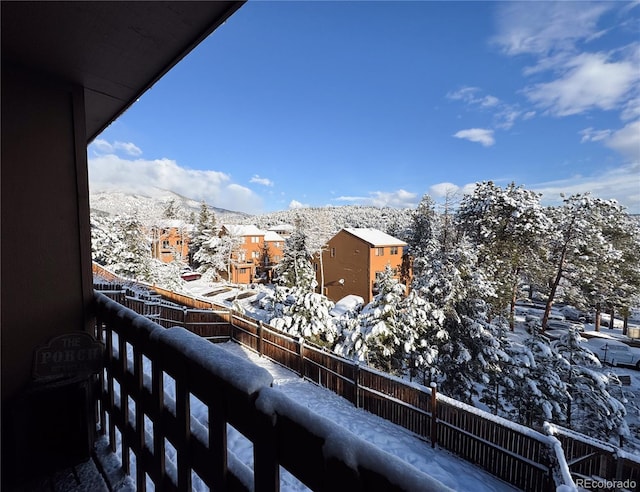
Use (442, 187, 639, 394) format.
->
(268, 224, 295, 233)
(343, 228, 407, 247)
(264, 230, 285, 242)
(222, 224, 265, 236)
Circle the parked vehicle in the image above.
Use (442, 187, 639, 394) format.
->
(585, 338, 640, 369)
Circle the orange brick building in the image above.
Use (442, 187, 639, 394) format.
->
(150, 220, 191, 264)
(315, 228, 407, 303)
(220, 225, 285, 284)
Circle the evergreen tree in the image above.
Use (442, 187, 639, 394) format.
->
(339, 266, 406, 373)
(276, 226, 316, 292)
(554, 327, 628, 440)
(456, 181, 550, 329)
(497, 331, 568, 427)
(189, 201, 216, 269)
(109, 214, 152, 281)
(270, 287, 337, 347)
(540, 194, 631, 330)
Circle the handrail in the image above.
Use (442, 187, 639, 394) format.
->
(93, 292, 453, 491)
(92, 275, 602, 490)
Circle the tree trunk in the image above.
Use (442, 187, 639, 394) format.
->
(595, 302, 601, 331)
(542, 239, 570, 331)
(609, 304, 615, 330)
(509, 269, 520, 331)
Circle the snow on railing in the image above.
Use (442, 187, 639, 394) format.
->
(94, 292, 454, 492)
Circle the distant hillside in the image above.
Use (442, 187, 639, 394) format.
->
(90, 188, 249, 225)
(90, 189, 415, 238)
(242, 206, 414, 239)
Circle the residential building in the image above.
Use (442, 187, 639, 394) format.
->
(268, 223, 294, 237)
(150, 220, 191, 264)
(219, 224, 285, 284)
(316, 228, 407, 303)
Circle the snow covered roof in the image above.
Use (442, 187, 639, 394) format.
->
(268, 224, 295, 234)
(264, 231, 285, 242)
(222, 224, 265, 237)
(343, 228, 407, 247)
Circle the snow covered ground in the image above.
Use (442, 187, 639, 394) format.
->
(217, 341, 519, 492)
(182, 279, 640, 455)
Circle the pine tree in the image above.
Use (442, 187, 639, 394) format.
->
(346, 266, 406, 374)
(276, 226, 316, 292)
(554, 327, 628, 440)
(456, 181, 550, 329)
(270, 288, 337, 347)
(497, 331, 568, 427)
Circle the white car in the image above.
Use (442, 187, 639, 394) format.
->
(585, 338, 640, 369)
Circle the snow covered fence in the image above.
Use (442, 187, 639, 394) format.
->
(229, 316, 570, 491)
(544, 423, 640, 491)
(93, 292, 454, 492)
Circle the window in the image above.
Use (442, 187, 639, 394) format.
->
(375, 247, 384, 256)
(252, 251, 260, 259)
(330, 247, 336, 258)
(274, 255, 281, 262)
(239, 268, 248, 274)
(162, 240, 170, 249)
(390, 246, 398, 255)
(251, 236, 260, 243)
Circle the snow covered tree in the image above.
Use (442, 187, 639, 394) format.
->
(193, 231, 242, 282)
(276, 225, 316, 292)
(270, 288, 337, 347)
(91, 214, 152, 281)
(496, 330, 568, 427)
(398, 288, 447, 385)
(554, 327, 628, 440)
(540, 194, 634, 330)
(456, 182, 550, 329)
(409, 232, 504, 403)
(337, 266, 406, 373)
(189, 201, 216, 270)
(163, 198, 180, 219)
(291, 209, 334, 293)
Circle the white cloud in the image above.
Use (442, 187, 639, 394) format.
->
(453, 128, 495, 147)
(580, 127, 612, 143)
(250, 175, 274, 187)
(606, 120, 640, 162)
(88, 154, 264, 214)
(524, 52, 638, 117)
(531, 163, 640, 214)
(289, 199, 309, 209)
(447, 86, 523, 130)
(492, 2, 611, 57)
(334, 189, 418, 208)
(91, 139, 142, 157)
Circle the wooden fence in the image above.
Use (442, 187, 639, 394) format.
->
(93, 272, 640, 491)
(94, 292, 453, 492)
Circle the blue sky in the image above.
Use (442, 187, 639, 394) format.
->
(89, 1, 640, 215)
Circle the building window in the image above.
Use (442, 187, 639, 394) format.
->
(252, 251, 260, 259)
(274, 255, 281, 262)
(330, 247, 336, 257)
(390, 246, 398, 255)
(375, 247, 384, 256)
(251, 236, 260, 243)
(239, 268, 248, 274)
(162, 240, 170, 249)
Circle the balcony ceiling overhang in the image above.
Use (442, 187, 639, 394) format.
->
(1, 1, 244, 142)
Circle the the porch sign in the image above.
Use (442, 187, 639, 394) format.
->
(33, 332, 104, 381)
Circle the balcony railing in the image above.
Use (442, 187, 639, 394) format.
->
(95, 276, 640, 491)
(94, 292, 453, 491)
